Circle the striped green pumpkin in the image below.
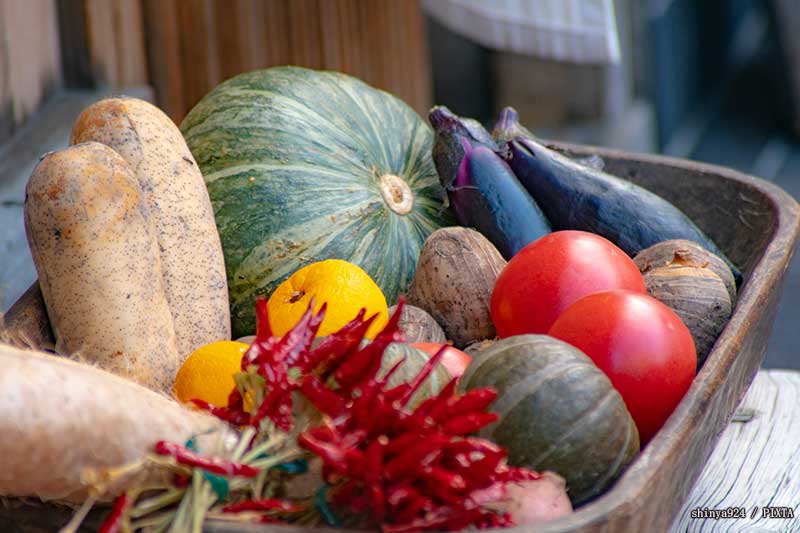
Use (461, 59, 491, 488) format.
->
(380, 342, 452, 409)
(460, 335, 640, 505)
(305, 339, 451, 411)
(181, 67, 453, 338)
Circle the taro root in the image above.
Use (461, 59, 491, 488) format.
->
(464, 338, 498, 358)
(634, 240, 735, 367)
(408, 227, 506, 348)
(387, 304, 447, 344)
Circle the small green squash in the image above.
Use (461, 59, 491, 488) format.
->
(460, 335, 639, 505)
(308, 339, 451, 409)
(380, 342, 451, 408)
(181, 67, 454, 338)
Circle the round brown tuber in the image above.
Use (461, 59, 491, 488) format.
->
(407, 227, 506, 348)
(388, 303, 447, 344)
(464, 338, 498, 358)
(634, 239, 736, 303)
(634, 240, 734, 367)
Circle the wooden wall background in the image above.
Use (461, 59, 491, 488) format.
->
(0, 0, 62, 142)
(0, 0, 431, 140)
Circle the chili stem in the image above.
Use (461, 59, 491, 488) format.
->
(241, 433, 285, 463)
(232, 427, 257, 459)
(130, 510, 175, 532)
(253, 468, 269, 499)
(130, 489, 185, 518)
(57, 495, 97, 533)
(248, 449, 303, 471)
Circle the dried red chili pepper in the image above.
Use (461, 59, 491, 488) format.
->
(153, 441, 259, 478)
(364, 437, 386, 521)
(98, 493, 130, 533)
(299, 375, 347, 417)
(302, 309, 374, 372)
(441, 412, 498, 435)
(297, 434, 365, 478)
(430, 387, 498, 422)
(333, 336, 392, 390)
(383, 436, 448, 481)
(391, 344, 446, 407)
(191, 398, 251, 426)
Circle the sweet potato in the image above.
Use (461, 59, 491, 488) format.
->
(0, 343, 228, 502)
(71, 98, 230, 357)
(24, 142, 179, 392)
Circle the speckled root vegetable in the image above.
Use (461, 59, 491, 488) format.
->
(408, 227, 506, 348)
(71, 97, 230, 357)
(488, 472, 573, 526)
(0, 344, 228, 502)
(24, 143, 180, 392)
(387, 303, 446, 344)
(634, 239, 735, 367)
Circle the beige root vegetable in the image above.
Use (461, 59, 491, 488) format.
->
(0, 343, 229, 503)
(387, 303, 447, 344)
(71, 98, 230, 358)
(408, 227, 506, 348)
(489, 472, 573, 525)
(634, 240, 735, 366)
(24, 142, 180, 392)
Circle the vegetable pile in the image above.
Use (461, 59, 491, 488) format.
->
(2, 66, 743, 532)
(71, 300, 570, 532)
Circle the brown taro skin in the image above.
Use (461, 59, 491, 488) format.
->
(24, 142, 180, 393)
(71, 98, 231, 358)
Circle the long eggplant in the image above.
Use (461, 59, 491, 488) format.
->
(429, 106, 551, 258)
(498, 109, 741, 281)
(429, 106, 499, 207)
(493, 107, 605, 171)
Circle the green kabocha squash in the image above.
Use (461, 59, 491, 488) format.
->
(380, 342, 451, 408)
(460, 335, 639, 506)
(306, 339, 451, 409)
(181, 66, 454, 337)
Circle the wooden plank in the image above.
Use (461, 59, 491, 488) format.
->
(0, 0, 62, 142)
(113, 0, 149, 87)
(138, 0, 430, 121)
(176, 0, 221, 113)
(83, 0, 148, 89)
(142, 0, 185, 123)
(56, 0, 93, 88)
(671, 370, 800, 531)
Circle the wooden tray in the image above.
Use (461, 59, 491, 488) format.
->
(2, 143, 799, 532)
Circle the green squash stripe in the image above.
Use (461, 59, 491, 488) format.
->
(182, 67, 453, 337)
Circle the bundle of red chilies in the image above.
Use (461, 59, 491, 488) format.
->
(99, 298, 542, 532)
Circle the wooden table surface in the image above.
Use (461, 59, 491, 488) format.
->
(670, 369, 800, 532)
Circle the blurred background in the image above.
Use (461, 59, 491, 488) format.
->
(0, 0, 798, 367)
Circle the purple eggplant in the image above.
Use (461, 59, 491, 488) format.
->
(493, 107, 605, 171)
(429, 106, 551, 258)
(429, 106, 499, 207)
(498, 109, 741, 281)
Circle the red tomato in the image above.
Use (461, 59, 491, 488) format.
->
(548, 289, 696, 443)
(411, 342, 472, 378)
(490, 231, 646, 336)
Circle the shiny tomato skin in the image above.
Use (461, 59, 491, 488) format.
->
(411, 342, 472, 378)
(548, 289, 696, 443)
(490, 231, 646, 336)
